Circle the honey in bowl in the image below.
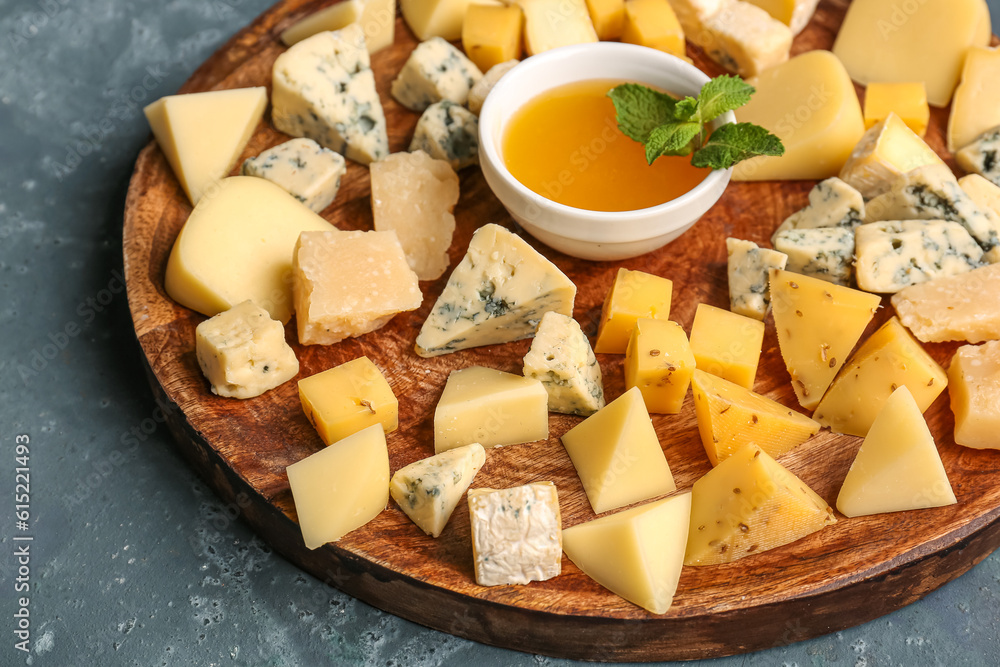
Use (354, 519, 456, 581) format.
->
(502, 79, 710, 213)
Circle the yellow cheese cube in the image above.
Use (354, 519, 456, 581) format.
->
(400, 0, 475, 40)
(839, 113, 944, 200)
(690, 369, 819, 466)
(689, 303, 764, 389)
(280, 0, 397, 52)
(462, 4, 522, 73)
(891, 263, 1000, 344)
(434, 366, 548, 453)
(621, 0, 685, 57)
(298, 357, 398, 445)
(624, 319, 695, 414)
(286, 424, 390, 549)
(594, 268, 673, 354)
(949, 47, 1000, 152)
(949, 341, 1000, 449)
(684, 444, 836, 566)
(863, 82, 929, 137)
(561, 386, 676, 514)
(389, 443, 486, 537)
(742, 0, 819, 35)
(837, 386, 956, 517)
(585, 0, 626, 40)
(520, 0, 599, 56)
(814, 317, 947, 437)
(562, 492, 691, 614)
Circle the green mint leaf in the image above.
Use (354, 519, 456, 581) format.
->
(645, 122, 702, 163)
(673, 96, 700, 123)
(608, 83, 678, 144)
(691, 122, 785, 170)
(697, 75, 755, 123)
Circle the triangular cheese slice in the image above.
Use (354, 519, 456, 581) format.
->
(415, 224, 576, 357)
(562, 492, 691, 614)
(769, 268, 881, 410)
(389, 443, 486, 537)
(144, 87, 267, 205)
(836, 386, 956, 518)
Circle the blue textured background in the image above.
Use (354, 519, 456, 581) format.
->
(1, 1, 998, 664)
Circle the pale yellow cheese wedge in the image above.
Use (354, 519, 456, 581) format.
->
(621, 0, 685, 58)
(164, 176, 334, 323)
(298, 356, 398, 446)
(949, 47, 1000, 152)
(839, 113, 944, 200)
(863, 82, 929, 137)
(462, 3, 522, 73)
(286, 424, 390, 549)
(401, 0, 475, 40)
(949, 341, 1000, 449)
(836, 387, 956, 517)
(769, 268, 881, 410)
(814, 317, 947, 437)
(562, 492, 691, 614)
(586, 0, 626, 40)
(685, 444, 835, 566)
(742, 0, 819, 35)
(281, 0, 397, 53)
(594, 268, 673, 354)
(561, 386, 676, 514)
(520, 0, 599, 55)
(892, 263, 1000, 344)
(144, 87, 267, 205)
(389, 443, 486, 537)
(689, 303, 764, 389)
(624, 318, 695, 414)
(733, 51, 865, 181)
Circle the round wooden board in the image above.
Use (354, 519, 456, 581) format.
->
(123, 0, 1000, 661)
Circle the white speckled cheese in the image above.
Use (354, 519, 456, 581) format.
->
(891, 263, 1000, 343)
(726, 238, 788, 320)
(468, 482, 562, 587)
(241, 138, 347, 213)
(771, 177, 864, 242)
(957, 127, 1000, 188)
(467, 59, 518, 115)
(697, 1, 792, 77)
(271, 25, 389, 165)
(389, 443, 486, 537)
(391, 37, 483, 111)
(772, 227, 855, 286)
(415, 224, 576, 357)
(522, 311, 605, 417)
(409, 101, 480, 171)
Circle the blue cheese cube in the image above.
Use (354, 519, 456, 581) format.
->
(409, 100, 480, 171)
(957, 126, 1000, 189)
(771, 177, 865, 243)
(726, 237, 789, 320)
(773, 227, 855, 286)
(391, 37, 483, 112)
(522, 312, 605, 416)
(241, 138, 347, 213)
(271, 25, 389, 165)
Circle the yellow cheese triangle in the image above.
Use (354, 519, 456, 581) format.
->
(144, 87, 267, 205)
(836, 386, 956, 518)
(562, 492, 691, 614)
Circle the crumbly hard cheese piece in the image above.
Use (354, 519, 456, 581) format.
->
(689, 303, 765, 390)
(949, 341, 1000, 449)
(696, 1, 791, 78)
(391, 37, 483, 112)
(957, 127, 1000, 188)
(594, 267, 673, 354)
(771, 177, 865, 241)
(298, 356, 398, 445)
(415, 224, 576, 357)
(863, 82, 929, 137)
(241, 138, 347, 213)
(271, 25, 389, 165)
(389, 443, 486, 537)
(468, 482, 562, 587)
(725, 238, 787, 321)
(281, 0, 397, 53)
(370, 150, 458, 280)
(947, 46, 1000, 152)
(195, 300, 300, 399)
(520, 0, 599, 55)
(293, 230, 422, 345)
(467, 60, 518, 115)
(409, 101, 480, 171)
(891, 263, 1000, 343)
(742, 0, 820, 35)
(624, 318, 696, 414)
(522, 312, 605, 417)
(772, 227, 855, 287)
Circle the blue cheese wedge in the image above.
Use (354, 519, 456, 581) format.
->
(468, 482, 562, 587)
(389, 443, 486, 538)
(522, 311, 605, 417)
(959, 174, 1000, 263)
(726, 237, 789, 320)
(391, 37, 483, 112)
(957, 127, 1000, 188)
(468, 59, 519, 115)
(271, 24, 389, 165)
(771, 177, 865, 242)
(773, 227, 855, 286)
(697, 1, 792, 77)
(855, 220, 984, 293)
(415, 224, 577, 357)
(241, 138, 347, 213)
(409, 100, 480, 170)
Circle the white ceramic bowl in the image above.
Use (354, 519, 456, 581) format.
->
(478, 42, 734, 262)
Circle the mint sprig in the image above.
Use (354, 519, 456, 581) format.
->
(608, 74, 784, 170)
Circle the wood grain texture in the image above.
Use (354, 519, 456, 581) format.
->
(123, 0, 1000, 660)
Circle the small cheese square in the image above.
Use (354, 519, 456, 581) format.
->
(434, 366, 549, 453)
(957, 127, 1000, 189)
(725, 238, 787, 321)
(409, 101, 480, 171)
(891, 263, 1000, 344)
(522, 311, 606, 417)
(392, 37, 483, 112)
(462, 3, 522, 73)
(292, 230, 422, 346)
(371, 150, 458, 281)
(624, 318, 695, 414)
(771, 177, 864, 242)
(586, 0, 626, 40)
(697, 1, 791, 78)
(468, 482, 562, 586)
(241, 138, 347, 213)
(195, 300, 300, 399)
(594, 268, 673, 354)
(521, 0, 599, 56)
(947, 46, 1000, 152)
(390, 443, 486, 537)
(665, 0, 725, 35)
(286, 424, 390, 549)
(298, 356, 398, 445)
(772, 227, 855, 287)
(621, 0, 685, 57)
(838, 113, 943, 200)
(281, 0, 397, 53)
(468, 60, 519, 115)
(863, 82, 929, 137)
(949, 341, 1000, 450)
(689, 303, 764, 389)
(400, 0, 474, 41)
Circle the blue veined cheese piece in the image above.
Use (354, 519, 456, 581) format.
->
(773, 227, 855, 286)
(957, 126, 1000, 189)
(409, 100, 480, 171)
(468, 60, 518, 116)
(855, 220, 985, 293)
(241, 138, 347, 213)
(271, 24, 389, 165)
(959, 174, 1000, 263)
(415, 223, 577, 357)
(391, 37, 483, 112)
(726, 237, 789, 320)
(389, 443, 486, 538)
(522, 311, 605, 417)
(771, 177, 865, 243)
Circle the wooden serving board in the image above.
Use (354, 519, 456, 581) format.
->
(123, 0, 1000, 660)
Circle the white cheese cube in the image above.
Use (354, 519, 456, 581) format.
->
(771, 177, 864, 242)
(468, 59, 518, 115)
(772, 227, 855, 286)
(389, 443, 486, 537)
(520, 0, 599, 55)
(241, 138, 347, 213)
(696, 1, 792, 77)
(957, 126, 1000, 189)
(523, 311, 605, 416)
(391, 37, 483, 112)
(409, 101, 480, 171)
(725, 237, 788, 320)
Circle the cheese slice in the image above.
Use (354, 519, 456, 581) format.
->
(389, 443, 486, 537)
(281, 0, 397, 53)
(520, 0, 599, 55)
(742, 0, 819, 35)
(562, 492, 691, 614)
(948, 47, 1000, 152)
(836, 386, 956, 517)
(144, 87, 267, 205)
(891, 263, 1000, 344)
(949, 341, 1000, 450)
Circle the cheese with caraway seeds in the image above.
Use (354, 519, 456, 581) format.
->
(949, 341, 1000, 450)
(241, 138, 347, 213)
(594, 267, 673, 354)
(891, 263, 1000, 344)
(624, 318, 695, 415)
(957, 127, 1000, 188)
(390, 443, 486, 537)
(689, 304, 765, 389)
(522, 312, 605, 417)
(771, 177, 864, 242)
(298, 356, 398, 446)
(726, 238, 787, 321)
(772, 227, 855, 287)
